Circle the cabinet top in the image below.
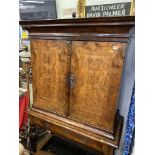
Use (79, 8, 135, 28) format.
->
(20, 16, 134, 29)
(19, 16, 134, 39)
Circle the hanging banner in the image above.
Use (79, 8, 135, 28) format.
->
(86, 3, 131, 17)
(85, 0, 132, 17)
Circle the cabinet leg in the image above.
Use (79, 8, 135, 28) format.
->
(29, 125, 38, 154)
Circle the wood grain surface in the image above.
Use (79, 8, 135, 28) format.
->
(69, 41, 126, 131)
(31, 40, 70, 116)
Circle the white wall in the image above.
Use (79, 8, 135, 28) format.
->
(115, 28, 135, 155)
(56, 0, 77, 19)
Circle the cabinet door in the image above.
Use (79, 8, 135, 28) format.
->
(69, 41, 126, 131)
(31, 40, 70, 116)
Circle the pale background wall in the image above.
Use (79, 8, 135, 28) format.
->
(56, 0, 77, 19)
(115, 28, 135, 155)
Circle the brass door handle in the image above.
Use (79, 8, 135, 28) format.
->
(70, 73, 76, 89)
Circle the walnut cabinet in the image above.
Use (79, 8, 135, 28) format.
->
(20, 16, 135, 155)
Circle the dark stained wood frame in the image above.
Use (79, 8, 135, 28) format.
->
(20, 16, 135, 155)
(20, 16, 134, 42)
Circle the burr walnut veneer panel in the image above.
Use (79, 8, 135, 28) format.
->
(70, 41, 126, 131)
(31, 40, 70, 116)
